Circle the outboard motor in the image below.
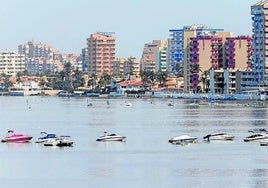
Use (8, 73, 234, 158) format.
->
(203, 134, 211, 142)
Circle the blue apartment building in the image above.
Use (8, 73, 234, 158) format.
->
(168, 25, 224, 76)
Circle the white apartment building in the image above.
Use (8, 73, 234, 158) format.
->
(0, 51, 25, 76)
(18, 40, 61, 75)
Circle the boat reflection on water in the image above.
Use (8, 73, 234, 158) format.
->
(5, 142, 32, 149)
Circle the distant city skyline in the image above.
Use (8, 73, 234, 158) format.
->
(0, 0, 258, 59)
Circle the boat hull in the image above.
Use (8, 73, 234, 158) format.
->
(43, 137, 74, 147)
(44, 140, 74, 147)
(243, 134, 268, 142)
(96, 136, 126, 142)
(169, 135, 197, 144)
(36, 138, 56, 143)
(35, 134, 57, 143)
(209, 135, 234, 141)
(2, 136, 32, 143)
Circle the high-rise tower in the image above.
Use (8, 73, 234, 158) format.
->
(251, 1, 268, 86)
(87, 32, 116, 77)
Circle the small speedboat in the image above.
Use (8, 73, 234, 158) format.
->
(126, 102, 132, 107)
(168, 101, 176, 106)
(35, 132, 58, 143)
(203, 133, 235, 141)
(168, 135, 197, 144)
(1, 130, 32, 143)
(96, 132, 126, 141)
(243, 133, 268, 142)
(43, 136, 74, 147)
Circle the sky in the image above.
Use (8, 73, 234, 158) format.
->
(0, 0, 259, 59)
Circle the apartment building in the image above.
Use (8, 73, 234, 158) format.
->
(81, 48, 88, 72)
(186, 34, 252, 94)
(114, 57, 140, 77)
(18, 40, 61, 75)
(184, 31, 232, 92)
(251, 1, 268, 86)
(87, 32, 116, 77)
(0, 51, 25, 76)
(168, 25, 224, 77)
(225, 36, 253, 70)
(140, 40, 167, 72)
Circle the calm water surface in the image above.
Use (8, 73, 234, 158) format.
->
(0, 96, 268, 188)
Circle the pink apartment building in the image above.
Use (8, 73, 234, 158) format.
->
(188, 34, 252, 93)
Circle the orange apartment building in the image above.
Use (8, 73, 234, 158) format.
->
(87, 32, 116, 77)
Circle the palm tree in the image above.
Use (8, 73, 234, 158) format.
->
(0, 73, 13, 90)
(140, 70, 155, 89)
(156, 71, 168, 87)
(173, 63, 183, 77)
(98, 73, 111, 93)
(63, 62, 73, 92)
(72, 69, 83, 90)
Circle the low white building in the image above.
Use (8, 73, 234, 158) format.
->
(116, 80, 144, 95)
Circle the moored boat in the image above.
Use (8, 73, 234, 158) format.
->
(243, 133, 268, 142)
(126, 102, 132, 106)
(35, 132, 58, 143)
(1, 130, 32, 143)
(203, 133, 235, 141)
(96, 131, 126, 141)
(168, 101, 176, 106)
(168, 135, 197, 144)
(43, 136, 74, 147)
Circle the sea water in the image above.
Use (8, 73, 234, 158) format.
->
(0, 96, 267, 188)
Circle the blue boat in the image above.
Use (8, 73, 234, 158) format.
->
(35, 132, 58, 143)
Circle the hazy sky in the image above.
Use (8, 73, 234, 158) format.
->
(0, 0, 259, 59)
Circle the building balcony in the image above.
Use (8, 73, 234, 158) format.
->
(190, 48, 199, 52)
(190, 76, 199, 82)
(227, 53, 235, 57)
(227, 58, 235, 63)
(210, 59, 218, 63)
(191, 53, 199, 58)
(227, 47, 235, 51)
(191, 59, 199, 63)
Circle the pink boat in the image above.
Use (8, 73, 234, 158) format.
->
(1, 130, 32, 143)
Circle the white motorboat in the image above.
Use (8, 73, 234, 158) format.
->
(43, 136, 74, 147)
(126, 102, 132, 107)
(168, 135, 197, 144)
(243, 133, 268, 142)
(96, 132, 126, 142)
(203, 133, 235, 141)
(35, 132, 58, 143)
(168, 101, 176, 106)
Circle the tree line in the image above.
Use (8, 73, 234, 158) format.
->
(0, 62, 170, 93)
